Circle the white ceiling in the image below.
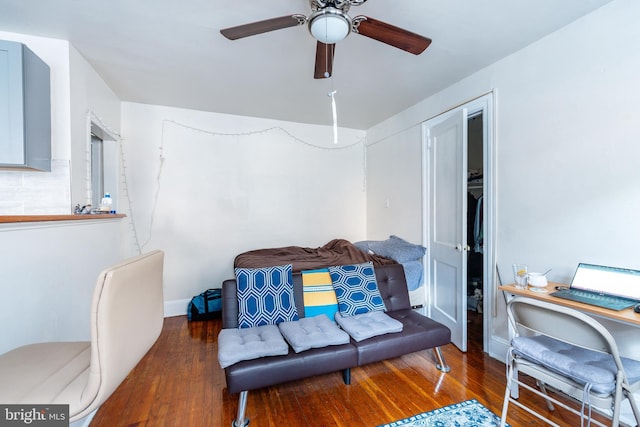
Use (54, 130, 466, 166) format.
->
(0, 0, 614, 130)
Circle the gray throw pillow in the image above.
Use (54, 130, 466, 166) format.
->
(368, 235, 426, 263)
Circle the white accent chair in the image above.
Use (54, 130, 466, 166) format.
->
(0, 250, 164, 424)
(500, 296, 640, 427)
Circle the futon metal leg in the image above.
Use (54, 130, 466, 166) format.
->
(232, 391, 249, 427)
(433, 347, 451, 373)
(342, 368, 351, 385)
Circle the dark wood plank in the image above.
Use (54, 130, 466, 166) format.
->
(90, 313, 610, 427)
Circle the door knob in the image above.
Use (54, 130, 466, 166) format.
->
(455, 244, 462, 252)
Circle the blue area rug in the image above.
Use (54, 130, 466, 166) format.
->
(377, 399, 509, 427)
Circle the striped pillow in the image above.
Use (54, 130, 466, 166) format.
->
(302, 268, 339, 320)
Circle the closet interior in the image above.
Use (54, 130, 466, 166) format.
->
(467, 113, 484, 343)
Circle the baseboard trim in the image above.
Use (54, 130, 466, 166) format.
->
(488, 335, 510, 361)
(164, 298, 190, 318)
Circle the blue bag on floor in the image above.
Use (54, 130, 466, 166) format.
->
(187, 288, 222, 321)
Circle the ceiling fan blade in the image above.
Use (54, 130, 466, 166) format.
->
(220, 15, 305, 40)
(353, 16, 432, 55)
(314, 42, 335, 79)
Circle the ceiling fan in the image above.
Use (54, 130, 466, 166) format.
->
(220, 0, 432, 79)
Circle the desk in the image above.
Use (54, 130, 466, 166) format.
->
(499, 283, 640, 326)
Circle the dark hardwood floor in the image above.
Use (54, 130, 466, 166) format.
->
(90, 310, 607, 426)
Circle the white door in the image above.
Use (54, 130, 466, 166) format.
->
(424, 108, 468, 352)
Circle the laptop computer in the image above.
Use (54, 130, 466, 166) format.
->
(550, 263, 640, 311)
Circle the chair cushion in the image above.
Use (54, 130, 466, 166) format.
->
(235, 264, 299, 329)
(335, 311, 403, 342)
(218, 324, 289, 368)
(329, 262, 386, 316)
(0, 342, 91, 408)
(512, 335, 640, 394)
(277, 314, 350, 353)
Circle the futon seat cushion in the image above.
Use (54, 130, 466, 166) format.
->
(218, 324, 289, 368)
(512, 335, 640, 394)
(278, 314, 350, 353)
(0, 342, 92, 408)
(335, 311, 403, 342)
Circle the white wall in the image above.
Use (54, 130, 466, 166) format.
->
(120, 103, 367, 311)
(366, 125, 424, 242)
(366, 0, 640, 352)
(69, 45, 122, 208)
(0, 219, 122, 355)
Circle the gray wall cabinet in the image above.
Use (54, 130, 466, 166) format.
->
(0, 40, 51, 171)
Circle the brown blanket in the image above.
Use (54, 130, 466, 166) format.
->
(234, 239, 397, 273)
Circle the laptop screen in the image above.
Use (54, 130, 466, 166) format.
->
(570, 263, 640, 300)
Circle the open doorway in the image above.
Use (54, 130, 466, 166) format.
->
(88, 118, 119, 212)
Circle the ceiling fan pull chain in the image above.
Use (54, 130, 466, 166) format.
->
(329, 90, 338, 144)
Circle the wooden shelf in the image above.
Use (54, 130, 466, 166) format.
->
(0, 214, 125, 224)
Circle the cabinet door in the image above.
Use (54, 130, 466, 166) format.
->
(0, 40, 26, 166)
(0, 39, 50, 171)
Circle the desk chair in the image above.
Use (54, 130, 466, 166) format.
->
(0, 250, 164, 425)
(500, 296, 640, 427)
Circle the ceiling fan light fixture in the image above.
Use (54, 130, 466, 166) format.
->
(308, 8, 351, 44)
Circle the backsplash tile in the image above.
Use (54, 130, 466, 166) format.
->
(0, 160, 71, 215)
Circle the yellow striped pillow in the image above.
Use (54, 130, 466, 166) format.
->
(302, 268, 338, 320)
